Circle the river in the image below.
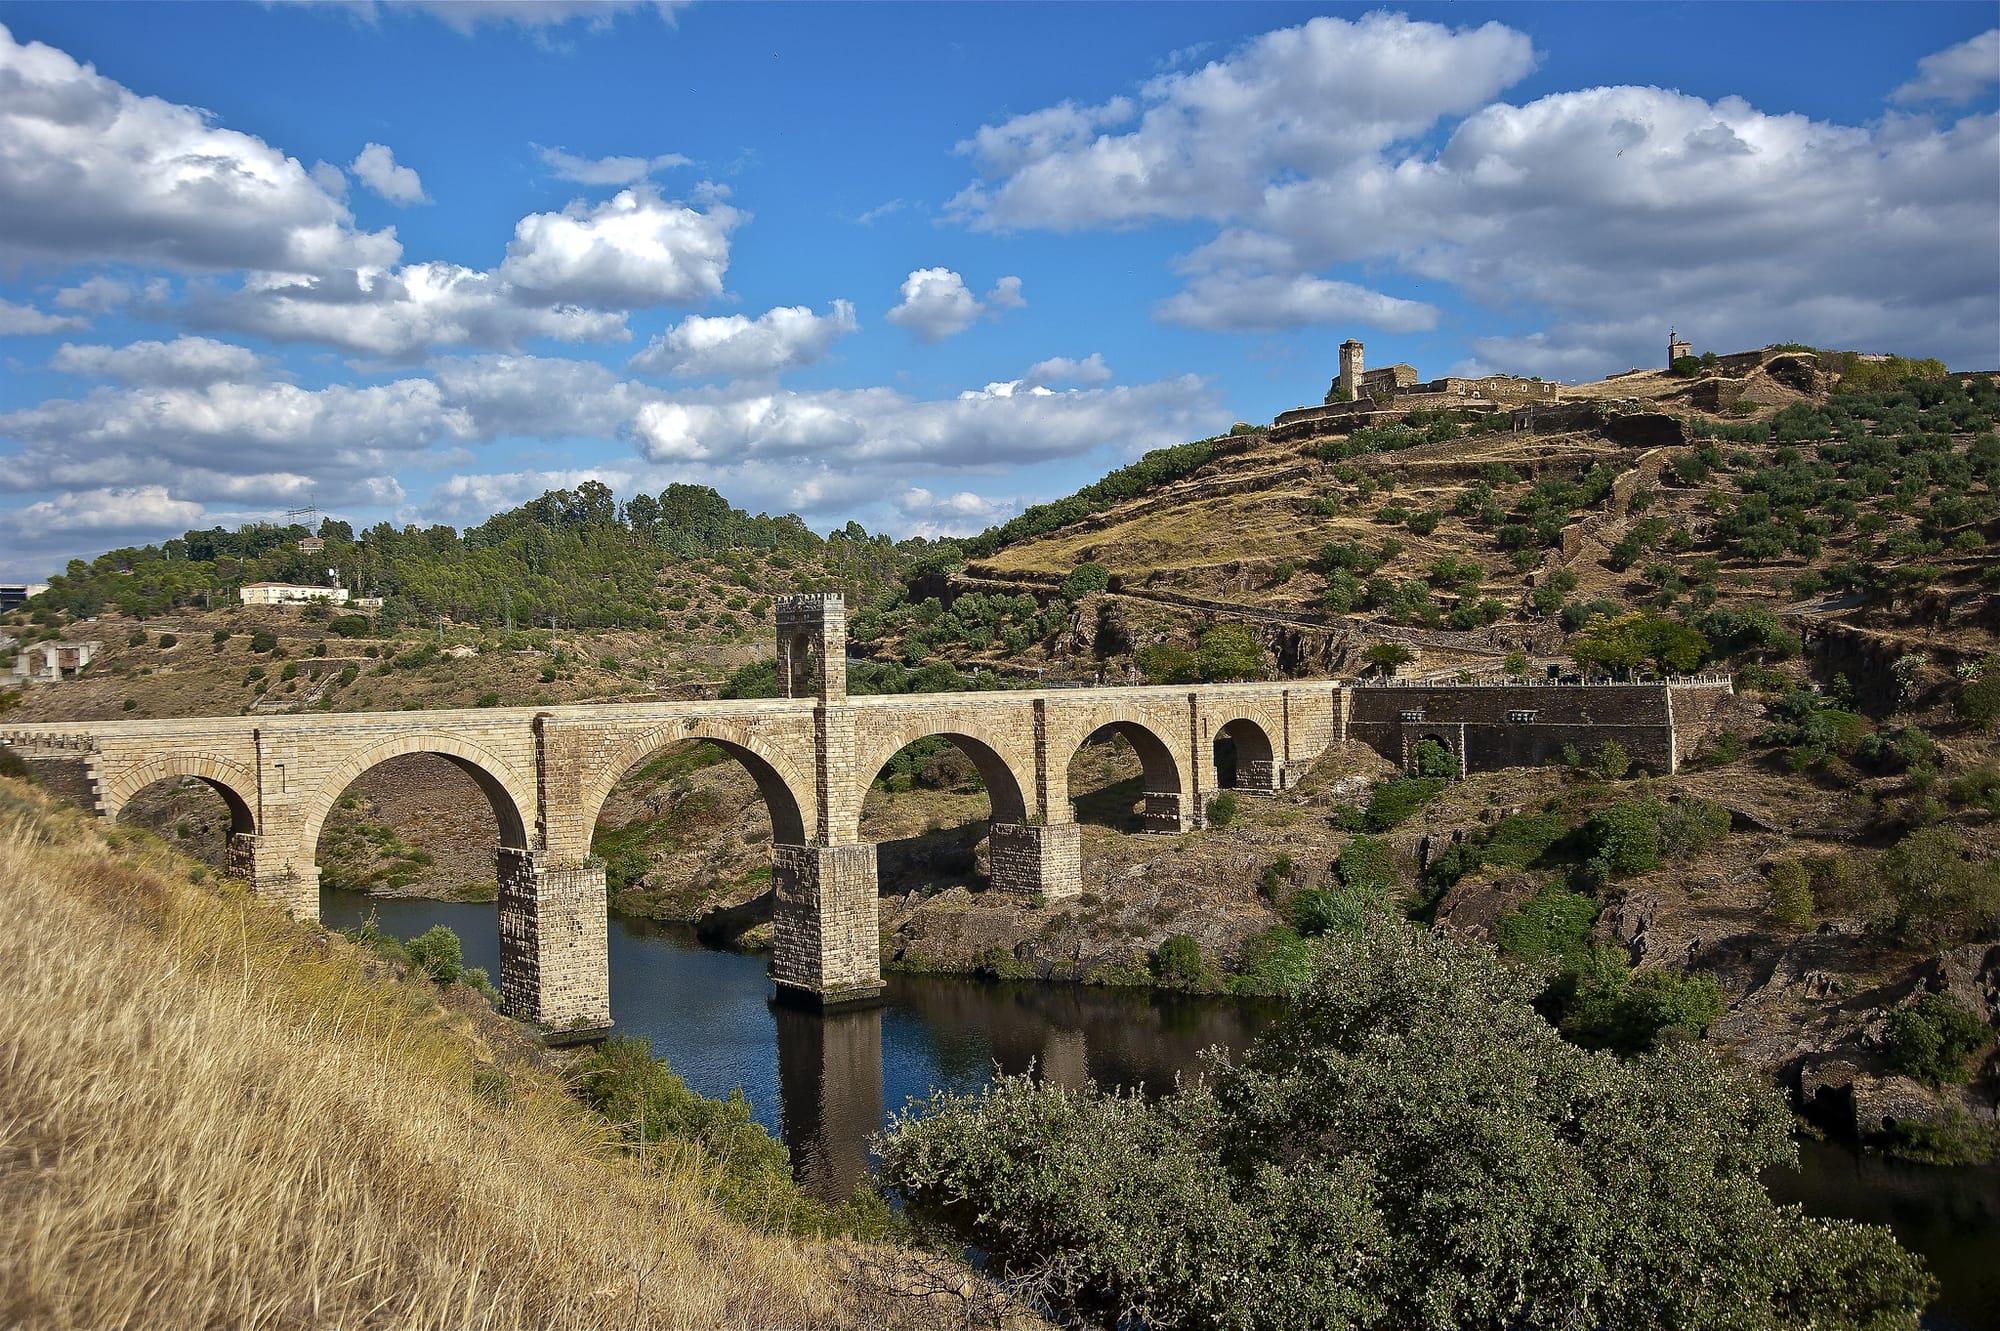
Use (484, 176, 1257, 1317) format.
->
(322, 889, 2000, 1330)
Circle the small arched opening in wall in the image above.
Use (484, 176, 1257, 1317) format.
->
(1066, 721, 1182, 832)
(308, 749, 533, 986)
(860, 732, 1028, 894)
(1410, 733, 1458, 779)
(1211, 717, 1275, 791)
(781, 632, 819, 698)
(113, 768, 257, 872)
(583, 737, 806, 946)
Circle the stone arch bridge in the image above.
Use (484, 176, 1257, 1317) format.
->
(1, 594, 1729, 1031)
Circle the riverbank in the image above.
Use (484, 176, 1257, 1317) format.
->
(0, 776, 1004, 1331)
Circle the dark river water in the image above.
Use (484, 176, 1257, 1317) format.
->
(322, 889, 2000, 1330)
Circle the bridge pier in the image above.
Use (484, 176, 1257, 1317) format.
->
(497, 848, 610, 1031)
(1142, 790, 1191, 833)
(226, 832, 319, 919)
(771, 843, 883, 1008)
(988, 821, 1081, 900)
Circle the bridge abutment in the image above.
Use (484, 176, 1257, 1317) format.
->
(771, 842, 883, 1008)
(497, 848, 610, 1031)
(987, 821, 1081, 900)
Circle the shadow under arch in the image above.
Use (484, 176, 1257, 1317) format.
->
(1066, 720, 1184, 832)
(1211, 716, 1275, 791)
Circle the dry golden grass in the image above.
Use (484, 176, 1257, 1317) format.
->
(0, 779, 882, 1331)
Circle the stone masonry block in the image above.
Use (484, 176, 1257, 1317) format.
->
(989, 821, 1082, 900)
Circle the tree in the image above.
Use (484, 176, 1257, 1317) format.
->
(1570, 611, 1708, 675)
(881, 926, 1933, 1331)
(1883, 993, 1990, 1086)
(1061, 562, 1112, 599)
(1196, 625, 1262, 681)
(1362, 642, 1413, 677)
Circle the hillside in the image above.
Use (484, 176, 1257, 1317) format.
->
(0, 776, 1012, 1331)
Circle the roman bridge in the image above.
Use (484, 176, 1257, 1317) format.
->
(0, 594, 1732, 1032)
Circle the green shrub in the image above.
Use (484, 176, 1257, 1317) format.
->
(157, 633, 177, 649)
(121, 698, 136, 712)
(1878, 825, 2000, 947)
(1591, 740, 1631, 779)
(1153, 934, 1206, 989)
(476, 692, 500, 707)
(1494, 886, 1599, 968)
(1765, 860, 1813, 928)
(1410, 738, 1456, 779)
(1883, 993, 1989, 1086)
(1562, 946, 1724, 1055)
(280, 662, 299, 681)
(249, 630, 278, 653)
(126, 630, 147, 647)
(1205, 792, 1239, 828)
(405, 925, 463, 984)
(1062, 562, 1112, 599)
(879, 925, 1933, 1330)
(1232, 925, 1314, 996)
(1364, 776, 1445, 831)
(1955, 661, 2000, 724)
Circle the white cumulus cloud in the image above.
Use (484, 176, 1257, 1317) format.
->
(1894, 29, 2000, 105)
(0, 22, 399, 275)
(12, 484, 204, 533)
(0, 298, 89, 335)
(1155, 273, 1439, 334)
(499, 186, 742, 307)
(629, 300, 858, 378)
(948, 13, 1535, 230)
(350, 142, 430, 205)
(885, 268, 1023, 342)
(1021, 353, 1112, 388)
(51, 336, 267, 387)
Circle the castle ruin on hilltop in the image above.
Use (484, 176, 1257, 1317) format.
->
(1269, 336, 1561, 442)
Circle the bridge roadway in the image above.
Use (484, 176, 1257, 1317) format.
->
(1, 595, 1722, 1030)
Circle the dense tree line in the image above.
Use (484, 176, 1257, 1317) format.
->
(27, 481, 915, 632)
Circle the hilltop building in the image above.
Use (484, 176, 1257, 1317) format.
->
(11, 639, 100, 682)
(239, 582, 349, 608)
(1272, 337, 1560, 443)
(0, 584, 48, 611)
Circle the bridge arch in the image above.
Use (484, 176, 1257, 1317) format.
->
(298, 734, 537, 856)
(1210, 715, 1276, 791)
(102, 755, 259, 837)
(847, 723, 1031, 844)
(1063, 720, 1184, 831)
(578, 722, 812, 848)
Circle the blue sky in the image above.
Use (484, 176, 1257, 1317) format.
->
(0, 1, 1994, 582)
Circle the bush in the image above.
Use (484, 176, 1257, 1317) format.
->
(1883, 993, 1989, 1087)
(1591, 740, 1631, 779)
(1152, 934, 1206, 989)
(1062, 562, 1112, 599)
(327, 614, 372, 638)
(1766, 860, 1813, 928)
(1410, 738, 1456, 779)
(1494, 886, 1598, 968)
(126, 631, 147, 647)
(157, 633, 177, 649)
(405, 926, 463, 984)
(476, 692, 500, 708)
(249, 630, 278, 654)
(1564, 950, 1726, 1055)
(1878, 825, 2000, 947)
(1954, 660, 2000, 724)
(1364, 776, 1445, 831)
(880, 925, 1932, 1330)
(1205, 792, 1239, 828)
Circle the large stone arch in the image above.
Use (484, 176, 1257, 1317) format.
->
(1062, 719, 1186, 831)
(102, 754, 259, 836)
(1046, 700, 1193, 832)
(846, 718, 1033, 844)
(577, 720, 813, 848)
(298, 733, 537, 856)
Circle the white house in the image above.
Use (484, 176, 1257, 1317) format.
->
(239, 582, 350, 607)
